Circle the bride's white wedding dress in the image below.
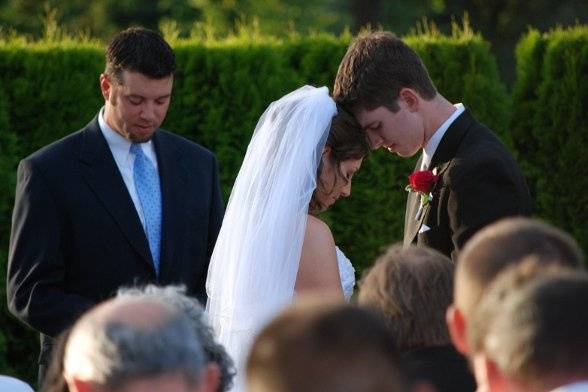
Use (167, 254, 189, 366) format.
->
(292, 245, 355, 301)
(336, 246, 355, 302)
(205, 86, 353, 391)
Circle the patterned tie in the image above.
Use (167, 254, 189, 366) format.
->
(131, 143, 162, 277)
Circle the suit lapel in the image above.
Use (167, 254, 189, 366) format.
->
(153, 131, 188, 280)
(77, 117, 153, 269)
(428, 109, 474, 170)
(404, 110, 474, 246)
(404, 154, 424, 246)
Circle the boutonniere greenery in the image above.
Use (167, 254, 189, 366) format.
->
(405, 169, 439, 208)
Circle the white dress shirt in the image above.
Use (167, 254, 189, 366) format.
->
(420, 103, 465, 170)
(552, 381, 588, 392)
(98, 107, 159, 229)
(0, 376, 34, 392)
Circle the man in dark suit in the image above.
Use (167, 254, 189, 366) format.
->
(334, 31, 532, 260)
(6, 27, 224, 384)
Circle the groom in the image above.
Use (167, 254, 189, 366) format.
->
(333, 31, 532, 260)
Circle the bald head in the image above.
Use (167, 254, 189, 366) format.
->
(117, 285, 235, 392)
(64, 296, 206, 391)
(455, 217, 584, 319)
(87, 296, 175, 329)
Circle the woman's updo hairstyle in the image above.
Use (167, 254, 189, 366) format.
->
(309, 106, 370, 214)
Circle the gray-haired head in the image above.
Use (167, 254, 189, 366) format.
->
(63, 296, 206, 390)
(117, 285, 235, 391)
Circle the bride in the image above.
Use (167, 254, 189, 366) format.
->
(205, 86, 369, 391)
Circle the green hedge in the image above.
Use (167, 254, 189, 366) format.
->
(511, 26, 588, 254)
(0, 83, 32, 379)
(0, 65, 38, 382)
(0, 32, 509, 384)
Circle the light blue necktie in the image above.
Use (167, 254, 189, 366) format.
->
(131, 143, 162, 277)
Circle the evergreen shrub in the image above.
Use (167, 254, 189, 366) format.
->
(0, 84, 30, 379)
(511, 26, 588, 255)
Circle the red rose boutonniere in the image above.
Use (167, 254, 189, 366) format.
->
(405, 169, 439, 207)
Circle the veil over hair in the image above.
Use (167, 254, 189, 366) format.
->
(206, 86, 337, 390)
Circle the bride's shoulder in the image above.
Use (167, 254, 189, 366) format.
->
(297, 215, 341, 296)
(305, 215, 335, 246)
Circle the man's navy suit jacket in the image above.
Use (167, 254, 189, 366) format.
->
(7, 116, 224, 364)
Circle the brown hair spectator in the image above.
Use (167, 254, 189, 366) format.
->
(447, 217, 585, 358)
(358, 244, 453, 350)
(246, 298, 406, 392)
(468, 259, 588, 392)
(358, 244, 476, 392)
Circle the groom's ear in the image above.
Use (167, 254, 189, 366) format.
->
(399, 88, 419, 112)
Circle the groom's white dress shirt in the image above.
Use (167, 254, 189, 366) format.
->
(420, 103, 465, 170)
(98, 107, 159, 229)
(416, 103, 465, 225)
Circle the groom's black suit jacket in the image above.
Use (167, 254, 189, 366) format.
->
(7, 115, 224, 365)
(404, 110, 532, 260)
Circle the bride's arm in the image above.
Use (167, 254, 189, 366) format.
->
(295, 215, 344, 299)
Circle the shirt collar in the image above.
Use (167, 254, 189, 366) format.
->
(99, 107, 132, 158)
(98, 107, 154, 156)
(551, 381, 588, 392)
(423, 103, 465, 167)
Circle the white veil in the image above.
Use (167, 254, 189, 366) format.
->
(206, 86, 337, 391)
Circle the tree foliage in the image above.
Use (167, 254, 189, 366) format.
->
(511, 26, 588, 252)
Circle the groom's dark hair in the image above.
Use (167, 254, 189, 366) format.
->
(333, 31, 437, 113)
(105, 26, 176, 83)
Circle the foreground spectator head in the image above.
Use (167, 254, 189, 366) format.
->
(358, 244, 454, 351)
(468, 259, 588, 392)
(62, 296, 218, 392)
(247, 299, 405, 392)
(116, 285, 234, 391)
(358, 244, 475, 392)
(447, 217, 584, 355)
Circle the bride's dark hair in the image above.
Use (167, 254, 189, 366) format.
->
(309, 106, 370, 214)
